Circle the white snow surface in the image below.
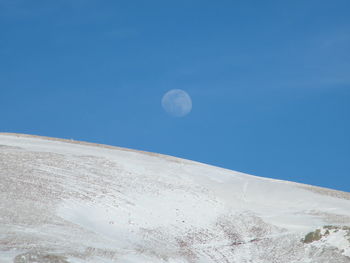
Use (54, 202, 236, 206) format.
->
(0, 133, 350, 262)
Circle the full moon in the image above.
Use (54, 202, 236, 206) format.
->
(161, 89, 192, 117)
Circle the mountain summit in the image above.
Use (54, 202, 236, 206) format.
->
(1, 133, 349, 263)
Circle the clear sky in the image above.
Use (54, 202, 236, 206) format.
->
(1, 1, 349, 192)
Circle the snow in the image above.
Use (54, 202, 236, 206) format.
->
(1, 133, 350, 262)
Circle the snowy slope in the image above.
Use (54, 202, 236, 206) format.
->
(0, 133, 349, 263)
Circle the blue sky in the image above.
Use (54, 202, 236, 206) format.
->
(1, 0, 349, 191)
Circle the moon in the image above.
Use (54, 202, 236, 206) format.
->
(161, 89, 192, 117)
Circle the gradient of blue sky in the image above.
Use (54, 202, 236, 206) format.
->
(1, 0, 349, 191)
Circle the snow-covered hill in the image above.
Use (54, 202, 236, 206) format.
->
(1, 133, 349, 263)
